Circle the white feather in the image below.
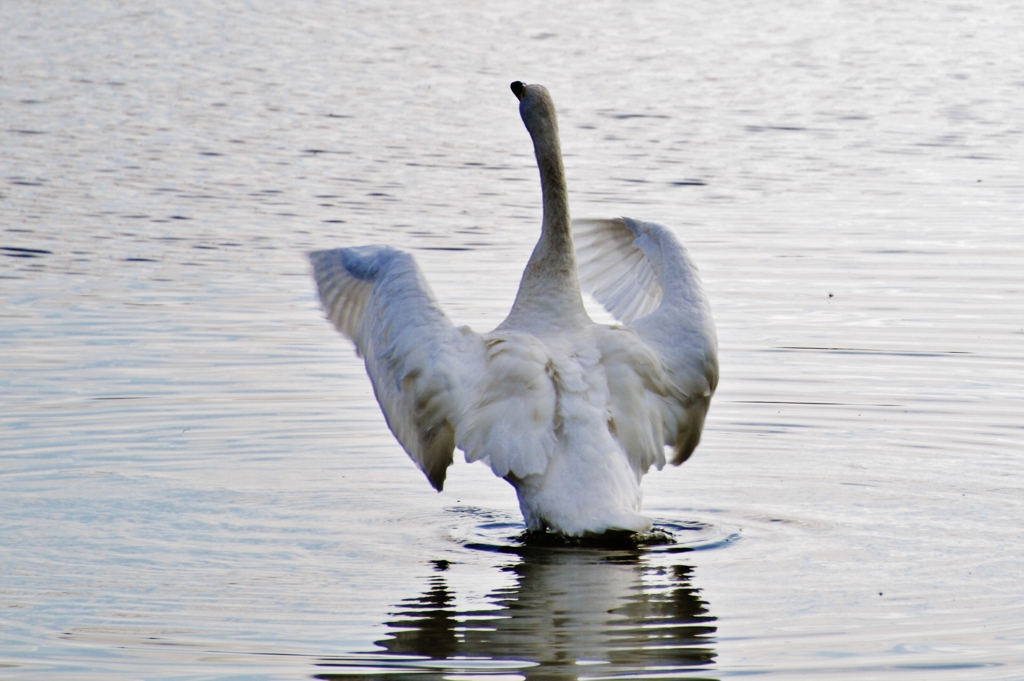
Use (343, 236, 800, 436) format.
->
(573, 218, 663, 324)
(456, 332, 558, 479)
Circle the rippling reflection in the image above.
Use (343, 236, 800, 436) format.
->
(317, 542, 717, 680)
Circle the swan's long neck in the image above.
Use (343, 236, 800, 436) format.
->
(535, 127, 571, 259)
(502, 88, 589, 332)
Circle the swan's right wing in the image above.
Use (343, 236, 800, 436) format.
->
(574, 218, 718, 467)
(310, 246, 485, 491)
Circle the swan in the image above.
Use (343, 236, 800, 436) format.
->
(310, 82, 718, 536)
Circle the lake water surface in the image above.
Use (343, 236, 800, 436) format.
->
(2, 0, 1023, 678)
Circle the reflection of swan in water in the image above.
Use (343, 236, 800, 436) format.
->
(316, 548, 716, 679)
(310, 82, 717, 536)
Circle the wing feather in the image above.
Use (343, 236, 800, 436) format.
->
(455, 332, 557, 480)
(310, 247, 484, 490)
(595, 326, 668, 475)
(573, 218, 663, 324)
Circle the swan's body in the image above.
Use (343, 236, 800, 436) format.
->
(310, 82, 717, 536)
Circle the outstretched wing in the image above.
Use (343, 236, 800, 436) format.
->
(574, 217, 719, 466)
(310, 246, 485, 490)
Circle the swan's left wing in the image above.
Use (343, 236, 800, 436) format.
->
(310, 246, 485, 491)
(574, 217, 718, 468)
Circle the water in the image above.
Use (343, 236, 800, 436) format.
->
(2, 0, 1023, 678)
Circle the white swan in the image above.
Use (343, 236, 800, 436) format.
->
(310, 82, 718, 536)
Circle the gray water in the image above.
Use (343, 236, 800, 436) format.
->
(2, 0, 1023, 678)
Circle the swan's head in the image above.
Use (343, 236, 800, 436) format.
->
(511, 81, 559, 143)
